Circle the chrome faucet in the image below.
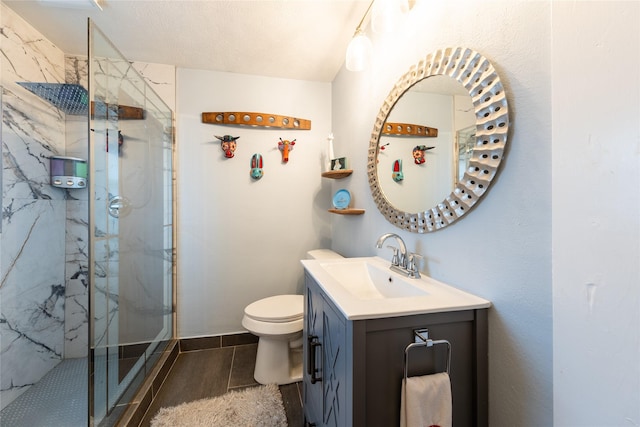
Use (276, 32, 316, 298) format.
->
(376, 233, 407, 267)
(375, 233, 421, 279)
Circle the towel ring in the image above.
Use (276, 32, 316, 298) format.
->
(404, 329, 451, 380)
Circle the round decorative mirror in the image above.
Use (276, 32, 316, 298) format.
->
(367, 47, 509, 233)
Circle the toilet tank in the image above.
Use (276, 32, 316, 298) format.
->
(306, 249, 344, 260)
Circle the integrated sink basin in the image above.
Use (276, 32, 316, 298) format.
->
(319, 259, 428, 300)
(301, 256, 491, 320)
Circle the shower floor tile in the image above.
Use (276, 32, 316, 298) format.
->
(0, 358, 88, 427)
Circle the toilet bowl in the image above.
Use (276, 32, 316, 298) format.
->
(242, 249, 343, 385)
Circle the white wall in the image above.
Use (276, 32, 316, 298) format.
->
(552, 2, 640, 425)
(176, 69, 333, 337)
(331, 1, 553, 425)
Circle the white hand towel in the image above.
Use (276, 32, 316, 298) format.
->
(400, 372, 452, 427)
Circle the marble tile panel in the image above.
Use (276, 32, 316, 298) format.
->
(65, 55, 89, 88)
(2, 6, 66, 202)
(59, 55, 90, 358)
(0, 198, 66, 409)
(1, 119, 64, 201)
(92, 276, 118, 350)
(131, 62, 176, 111)
(63, 117, 89, 175)
(1, 4, 68, 410)
(1, 6, 65, 84)
(64, 197, 89, 357)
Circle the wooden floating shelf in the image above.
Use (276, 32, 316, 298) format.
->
(382, 122, 438, 137)
(321, 169, 353, 179)
(328, 208, 365, 215)
(202, 112, 311, 130)
(90, 102, 144, 120)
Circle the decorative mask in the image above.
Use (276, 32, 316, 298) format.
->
(215, 135, 240, 158)
(278, 138, 296, 163)
(392, 159, 404, 182)
(250, 153, 264, 180)
(412, 145, 435, 165)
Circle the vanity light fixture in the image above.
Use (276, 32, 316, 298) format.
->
(346, 0, 410, 72)
(345, 0, 374, 72)
(372, 0, 409, 34)
(38, 0, 104, 10)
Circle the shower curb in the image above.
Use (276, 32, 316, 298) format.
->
(114, 339, 179, 427)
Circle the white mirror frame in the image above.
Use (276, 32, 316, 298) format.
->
(368, 47, 509, 233)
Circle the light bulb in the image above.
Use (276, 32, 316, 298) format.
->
(372, 0, 407, 34)
(345, 31, 372, 72)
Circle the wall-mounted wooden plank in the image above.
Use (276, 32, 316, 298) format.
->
(382, 122, 437, 137)
(202, 112, 311, 130)
(90, 102, 144, 120)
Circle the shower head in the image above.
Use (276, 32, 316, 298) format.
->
(17, 82, 89, 115)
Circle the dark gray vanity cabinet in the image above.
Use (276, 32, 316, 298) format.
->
(302, 272, 488, 427)
(304, 272, 347, 426)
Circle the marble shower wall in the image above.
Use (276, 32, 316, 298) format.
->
(1, 4, 68, 409)
(63, 56, 90, 359)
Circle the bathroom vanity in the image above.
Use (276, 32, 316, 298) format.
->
(301, 257, 490, 427)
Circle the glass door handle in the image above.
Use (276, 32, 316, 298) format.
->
(108, 196, 124, 218)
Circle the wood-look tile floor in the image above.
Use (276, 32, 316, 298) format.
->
(139, 343, 303, 426)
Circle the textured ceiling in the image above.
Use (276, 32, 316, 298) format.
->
(4, 0, 370, 82)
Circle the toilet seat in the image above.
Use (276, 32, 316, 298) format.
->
(244, 295, 303, 323)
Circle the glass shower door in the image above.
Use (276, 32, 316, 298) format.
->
(89, 21, 174, 425)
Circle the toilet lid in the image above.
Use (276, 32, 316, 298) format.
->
(244, 295, 303, 323)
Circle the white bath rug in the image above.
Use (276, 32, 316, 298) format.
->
(150, 383, 287, 427)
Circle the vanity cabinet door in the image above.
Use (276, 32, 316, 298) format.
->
(304, 276, 324, 426)
(303, 275, 349, 427)
(321, 298, 347, 427)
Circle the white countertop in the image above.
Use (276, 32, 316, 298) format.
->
(301, 256, 491, 320)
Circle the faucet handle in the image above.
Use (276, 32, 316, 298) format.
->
(386, 245, 400, 266)
(407, 253, 423, 277)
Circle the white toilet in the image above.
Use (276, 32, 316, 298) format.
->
(242, 249, 343, 385)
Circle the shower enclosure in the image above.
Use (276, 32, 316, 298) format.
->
(0, 14, 174, 426)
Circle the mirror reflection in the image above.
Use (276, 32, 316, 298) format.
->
(377, 76, 474, 213)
